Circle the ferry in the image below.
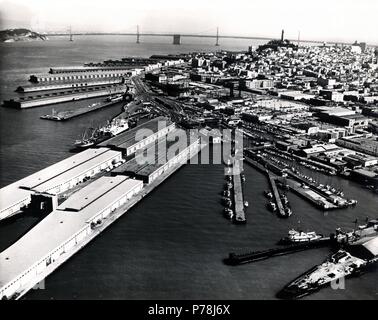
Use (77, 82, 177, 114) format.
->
(279, 230, 323, 245)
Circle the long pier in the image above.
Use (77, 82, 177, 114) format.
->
(40, 98, 123, 121)
(226, 238, 332, 265)
(0, 136, 204, 300)
(232, 167, 246, 224)
(244, 151, 354, 211)
(267, 172, 285, 216)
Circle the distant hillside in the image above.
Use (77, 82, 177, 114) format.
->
(0, 28, 47, 42)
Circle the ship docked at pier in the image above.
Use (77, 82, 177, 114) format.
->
(277, 220, 378, 299)
(277, 249, 370, 299)
(74, 118, 129, 149)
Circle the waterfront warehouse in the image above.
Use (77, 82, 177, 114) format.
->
(0, 176, 143, 300)
(99, 116, 175, 156)
(3, 84, 126, 109)
(0, 148, 121, 221)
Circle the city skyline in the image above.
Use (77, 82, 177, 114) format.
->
(0, 0, 378, 45)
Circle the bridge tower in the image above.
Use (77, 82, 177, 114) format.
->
(297, 31, 301, 47)
(173, 34, 181, 45)
(136, 25, 140, 44)
(215, 27, 220, 46)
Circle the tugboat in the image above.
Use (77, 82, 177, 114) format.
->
(279, 230, 323, 245)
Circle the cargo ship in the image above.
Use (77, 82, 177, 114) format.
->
(73, 118, 129, 149)
(98, 118, 129, 136)
(278, 232, 378, 299)
(277, 249, 368, 299)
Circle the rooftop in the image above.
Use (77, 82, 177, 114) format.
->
(32, 150, 121, 193)
(0, 176, 143, 289)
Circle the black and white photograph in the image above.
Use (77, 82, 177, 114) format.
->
(0, 0, 377, 306)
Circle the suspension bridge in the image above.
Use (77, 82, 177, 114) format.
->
(47, 26, 330, 46)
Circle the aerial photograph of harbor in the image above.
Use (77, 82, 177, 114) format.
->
(0, 0, 377, 303)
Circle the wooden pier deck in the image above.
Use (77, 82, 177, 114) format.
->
(233, 171, 245, 224)
(40, 99, 122, 121)
(267, 172, 285, 216)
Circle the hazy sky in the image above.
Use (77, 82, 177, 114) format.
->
(1, 0, 377, 44)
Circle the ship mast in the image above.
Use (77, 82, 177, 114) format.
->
(69, 26, 73, 41)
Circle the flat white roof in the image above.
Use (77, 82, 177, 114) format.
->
(0, 177, 143, 289)
(0, 148, 110, 215)
(0, 186, 33, 215)
(21, 148, 110, 190)
(32, 150, 121, 193)
(362, 236, 378, 256)
(58, 175, 128, 211)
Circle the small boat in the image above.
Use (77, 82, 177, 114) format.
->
(244, 201, 249, 208)
(264, 190, 273, 199)
(222, 196, 231, 204)
(267, 202, 277, 212)
(223, 190, 231, 197)
(224, 208, 234, 219)
(284, 207, 292, 217)
(279, 230, 323, 244)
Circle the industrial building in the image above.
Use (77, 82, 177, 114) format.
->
(29, 70, 135, 83)
(0, 176, 143, 300)
(0, 148, 122, 221)
(49, 66, 134, 74)
(99, 116, 175, 156)
(3, 84, 126, 109)
(336, 135, 378, 157)
(16, 77, 124, 93)
(113, 129, 201, 184)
